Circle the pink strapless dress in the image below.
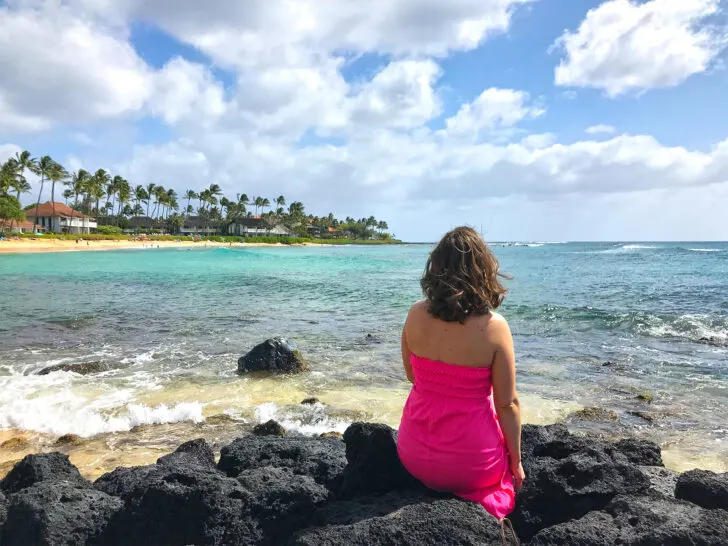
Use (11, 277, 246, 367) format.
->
(397, 354, 515, 519)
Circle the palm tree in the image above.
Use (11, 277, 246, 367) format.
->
(30, 156, 55, 233)
(13, 178, 31, 201)
(145, 183, 156, 217)
(185, 190, 197, 216)
(260, 198, 271, 215)
(254, 196, 264, 216)
(165, 189, 178, 219)
(208, 184, 222, 201)
(275, 195, 286, 210)
(220, 196, 231, 219)
(14, 151, 36, 202)
(152, 185, 166, 219)
(134, 185, 148, 216)
(91, 169, 110, 216)
(67, 170, 90, 234)
(116, 179, 131, 225)
(48, 162, 70, 230)
(132, 204, 144, 217)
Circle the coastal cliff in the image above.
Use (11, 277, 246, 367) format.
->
(1, 423, 726, 545)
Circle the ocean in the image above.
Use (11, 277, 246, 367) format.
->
(1, 242, 727, 477)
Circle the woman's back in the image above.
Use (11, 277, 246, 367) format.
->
(404, 300, 505, 368)
(396, 226, 523, 521)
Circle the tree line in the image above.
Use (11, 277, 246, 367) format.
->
(0, 150, 391, 239)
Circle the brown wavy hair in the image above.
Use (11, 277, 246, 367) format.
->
(421, 227, 507, 323)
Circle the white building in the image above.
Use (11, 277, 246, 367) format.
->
(24, 202, 97, 234)
(227, 217, 294, 237)
(180, 216, 219, 235)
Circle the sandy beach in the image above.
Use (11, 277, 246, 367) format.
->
(0, 238, 300, 254)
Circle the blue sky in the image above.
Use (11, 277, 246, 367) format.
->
(2, 0, 728, 241)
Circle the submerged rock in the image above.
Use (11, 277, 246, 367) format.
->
(37, 361, 110, 376)
(253, 420, 287, 437)
(567, 407, 618, 422)
(1, 482, 123, 546)
(238, 338, 308, 374)
(54, 434, 84, 447)
(675, 469, 728, 510)
(0, 438, 28, 450)
(218, 436, 346, 490)
(530, 492, 728, 545)
(0, 452, 85, 494)
(320, 432, 343, 439)
(301, 397, 321, 405)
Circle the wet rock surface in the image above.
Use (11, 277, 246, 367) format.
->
(36, 361, 110, 376)
(238, 337, 308, 374)
(1, 424, 726, 545)
(253, 419, 287, 436)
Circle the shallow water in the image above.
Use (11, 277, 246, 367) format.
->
(1, 243, 727, 476)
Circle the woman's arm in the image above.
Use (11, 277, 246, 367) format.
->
(490, 317, 524, 489)
(401, 317, 414, 384)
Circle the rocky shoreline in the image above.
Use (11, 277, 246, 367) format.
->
(1, 421, 726, 545)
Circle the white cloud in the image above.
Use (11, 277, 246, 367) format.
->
(554, 0, 727, 96)
(585, 125, 616, 135)
(0, 3, 152, 134)
(444, 88, 543, 140)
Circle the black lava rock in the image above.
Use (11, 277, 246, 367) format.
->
(615, 438, 664, 466)
(157, 438, 216, 469)
(0, 452, 85, 494)
(512, 428, 651, 540)
(530, 492, 728, 545)
(338, 422, 422, 499)
(290, 495, 505, 545)
(676, 469, 728, 510)
(218, 436, 347, 490)
(238, 338, 308, 374)
(0, 482, 123, 546)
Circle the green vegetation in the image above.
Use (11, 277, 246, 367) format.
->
(1, 149, 398, 242)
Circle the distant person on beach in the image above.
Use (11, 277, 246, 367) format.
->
(398, 226, 523, 522)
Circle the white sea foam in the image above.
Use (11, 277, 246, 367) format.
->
(621, 244, 657, 250)
(0, 372, 203, 436)
(254, 402, 351, 435)
(639, 314, 728, 345)
(688, 248, 722, 252)
(121, 350, 156, 365)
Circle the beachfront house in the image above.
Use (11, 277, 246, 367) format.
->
(180, 216, 219, 236)
(227, 217, 294, 237)
(0, 219, 47, 234)
(123, 216, 157, 233)
(24, 202, 97, 234)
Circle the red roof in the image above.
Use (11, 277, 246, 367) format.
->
(0, 219, 46, 231)
(24, 202, 95, 220)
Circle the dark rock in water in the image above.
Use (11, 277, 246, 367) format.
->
(0, 482, 122, 546)
(0, 437, 27, 450)
(635, 392, 654, 404)
(567, 407, 618, 422)
(253, 420, 287, 437)
(512, 429, 651, 540)
(157, 438, 215, 469)
(290, 495, 506, 545)
(364, 333, 382, 344)
(615, 438, 663, 466)
(320, 432, 343, 439)
(218, 436, 346, 490)
(338, 423, 421, 499)
(640, 466, 679, 498)
(675, 469, 728, 510)
(529, 492, 728, 545)
(54, 433, 83, 447)
(37, 360, 110, 376)
(301, 397, 321, 405)
(238, 338, 308, 374)
(0, 452, 85, 494)
(601, 361, 616, 367)
(627, 410, 654, 423)
(237, 466, 329, 544)
(205, 413, 236, 425)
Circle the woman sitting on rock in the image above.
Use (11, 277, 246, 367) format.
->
(397, 226, 524, 521)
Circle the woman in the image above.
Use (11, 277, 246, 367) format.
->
(397, 226, 524, 521)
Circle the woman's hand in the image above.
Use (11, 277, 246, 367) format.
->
(511, 459, 525, 491)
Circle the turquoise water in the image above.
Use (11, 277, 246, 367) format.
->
(1, 243, 727, 473)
